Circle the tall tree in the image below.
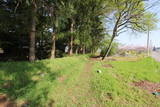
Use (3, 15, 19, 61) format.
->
(29, 1, 37, 61)
(102, 0, 157, 60)
(62, 0, 77, 55)
(48, 0, 67, 59)
(14, 0, 40, 61)
(0, 0, 158, 61)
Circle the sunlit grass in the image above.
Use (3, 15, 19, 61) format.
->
(92, 57, 160, 107)
(0, 56, 160, 107)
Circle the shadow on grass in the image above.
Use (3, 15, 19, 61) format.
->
(0, 60, 59, 106)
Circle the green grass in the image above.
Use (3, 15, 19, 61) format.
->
(92, 57, 160, 107)
(48, 62, 96, 107)
(0, 56, 88, 107)
(0, 56, 160, 107)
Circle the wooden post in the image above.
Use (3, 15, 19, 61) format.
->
(147, 27, 150, 56)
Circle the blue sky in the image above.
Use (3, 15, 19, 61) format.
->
(116, 0, 160, 47)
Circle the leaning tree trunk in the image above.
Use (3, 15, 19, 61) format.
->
(102, 26, 118, 60)
(102, 36, 115, 60)
(50, 32, 56, 59)
(29, 5, 36, 62)
(102, 13, 121, 60)
(69, 19, 74, 55)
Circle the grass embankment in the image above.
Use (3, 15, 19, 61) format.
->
(92, 57, 160, 107)
(0, 56, 88, 106)
(0, 56, 160, 107)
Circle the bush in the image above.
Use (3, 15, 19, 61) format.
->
(100, 43, 118, 57)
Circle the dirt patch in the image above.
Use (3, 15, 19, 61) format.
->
(58, 76, 66, 83)
(84, 62, 93, 73)
(0, 94, 16, 107)
(103, 64, 113, 68)
(90, 58, 101, 61)
(106, 58, 117, 61)
(106, 57, 140, 62)
(133, 80, 160, 93)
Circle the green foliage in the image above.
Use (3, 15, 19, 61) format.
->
(0, 0, 158, 60)
(100, 41, 118, 56)
(105, 0, 157, 33)
(143, 12, 158, 31)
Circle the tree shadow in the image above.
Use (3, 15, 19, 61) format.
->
(0, 60, 59, 106)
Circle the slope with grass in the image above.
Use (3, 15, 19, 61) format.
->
(0, 56, 88, 106)
(92, 57, 160, 107)
(0, 56, 160, 107)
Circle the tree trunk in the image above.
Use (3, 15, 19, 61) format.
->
(91, 49, 95, 54)
(69, 19, 74, 55)
(83, 46, 85, 54)
(75, 46, 79, 55)
(29, 5, 36, 62)
(69, 35, 73, 55)
(50, 32, 56, 59)
(102, 13, 121, 60)
(102, 35, 115, 60)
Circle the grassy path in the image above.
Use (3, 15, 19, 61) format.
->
(1, 56, 160, 107)
(50, 61, 98, 107)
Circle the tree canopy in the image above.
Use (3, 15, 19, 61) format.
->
(0, 0, 157, 61)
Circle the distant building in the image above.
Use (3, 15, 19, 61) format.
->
(119, 45, 147, 52)
(118, 45, 148, 56)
